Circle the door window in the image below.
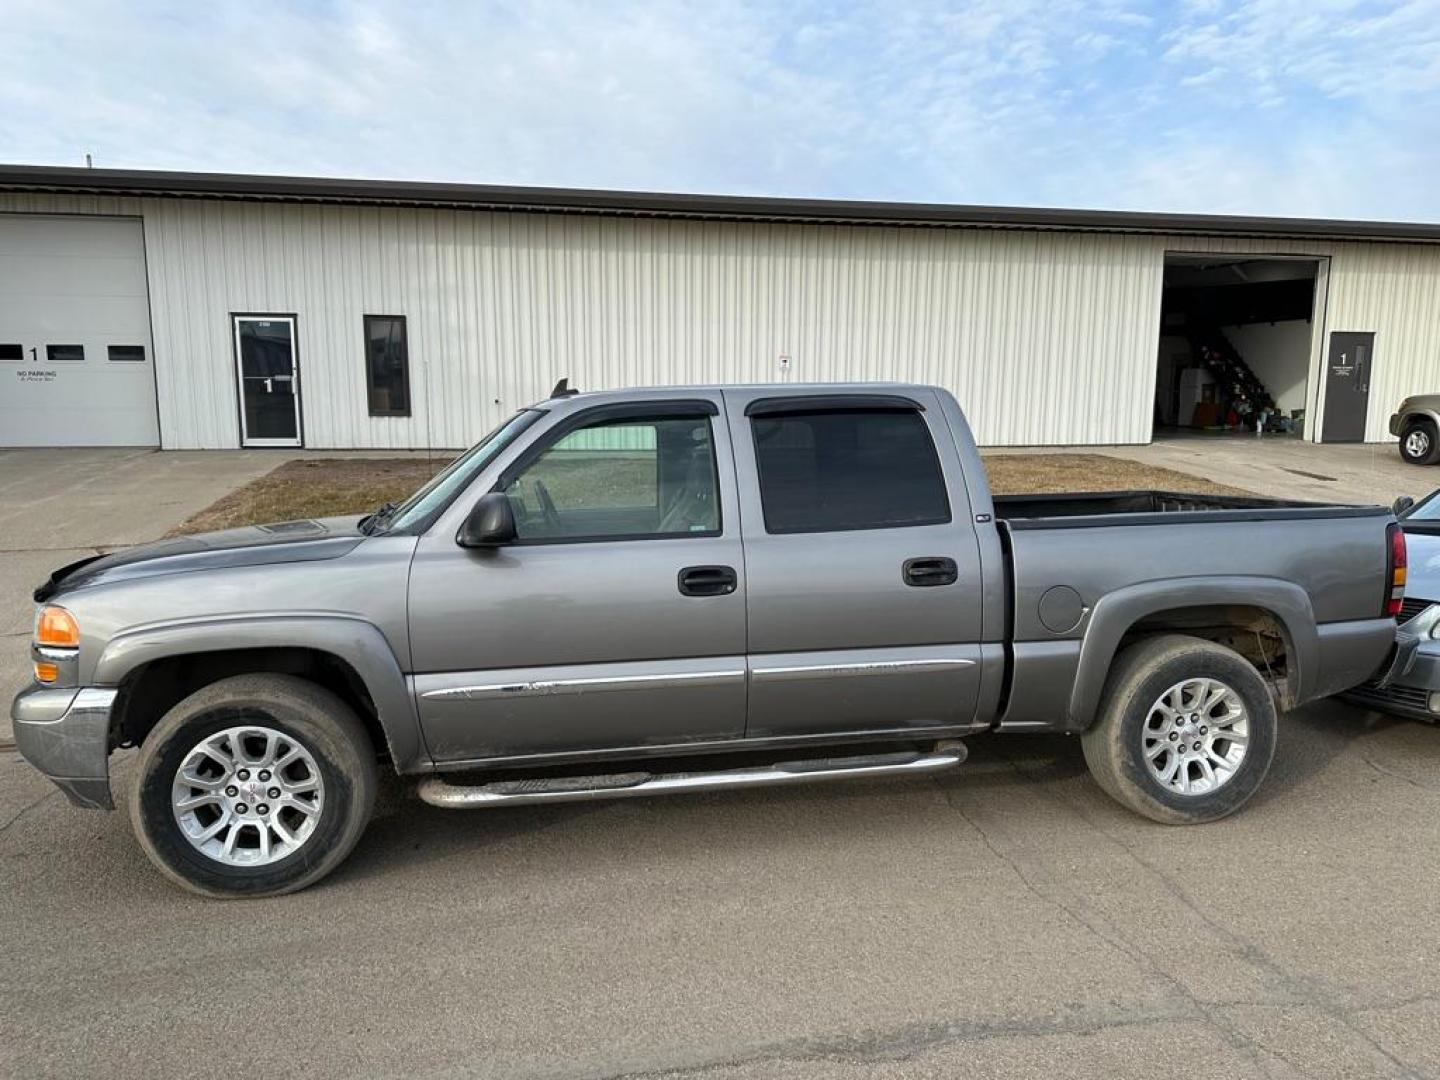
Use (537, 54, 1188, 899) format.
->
(751, 408, 950, 533)
(46, 344, 85, 362)
(504, 413, 720, 541)
(235, 317, 300, 445)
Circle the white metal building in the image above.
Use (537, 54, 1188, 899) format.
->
(2, 164, 1440, 450)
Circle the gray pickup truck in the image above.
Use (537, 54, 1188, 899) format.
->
(13, 383, 1404, 897)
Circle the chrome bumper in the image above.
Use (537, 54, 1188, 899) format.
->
(1343, 606, 1440, 720)
(10, 685, 118, 809)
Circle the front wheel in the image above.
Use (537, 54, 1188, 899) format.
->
(129, 673, 377, 898)
(1400, 422, 1440, 466)
(1081, 634, 1277, 825)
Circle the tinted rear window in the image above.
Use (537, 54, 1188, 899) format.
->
(752, 408, 950, 533)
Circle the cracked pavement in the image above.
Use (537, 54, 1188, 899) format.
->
(4, 697, 1438, 1079)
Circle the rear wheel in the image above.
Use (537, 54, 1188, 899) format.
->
(1400, 421, 1440, 465)
(1081, 634, 1277, 824)
(129, 673, 377, 898)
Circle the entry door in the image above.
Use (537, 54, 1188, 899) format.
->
(1322, 331, 1374, 443)
(725, 389, 986, 740)
(233, 316, 301, 447)
(407, 396, 748, 763)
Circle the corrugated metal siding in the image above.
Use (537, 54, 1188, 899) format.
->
(4, 192, 1439, 448)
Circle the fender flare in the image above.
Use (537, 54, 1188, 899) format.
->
(1068, 576, 1317, 730)
(1400, 408, 1440, 433)
(95, 614, 428, 773)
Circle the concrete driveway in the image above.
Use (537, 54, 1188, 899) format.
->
(1094, 434, 1430, 507)
(0, 448, 288, 744)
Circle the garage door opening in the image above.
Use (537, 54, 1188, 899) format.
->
(1152, 255, 1321, 441)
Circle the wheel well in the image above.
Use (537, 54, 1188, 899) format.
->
(1119, 605, 1293, 709)
(112, 647, 389, 760)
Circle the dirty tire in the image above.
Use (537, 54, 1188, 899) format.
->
(129, 673, 377, 898)
(1399, 421, 1440, 466)
(1081, 634, 1277, 825)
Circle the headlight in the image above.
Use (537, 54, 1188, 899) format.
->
(36, 605, 80, 647)
(33, 605, 80, 684)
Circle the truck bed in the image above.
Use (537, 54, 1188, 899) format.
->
(993, 489, 1386, 528)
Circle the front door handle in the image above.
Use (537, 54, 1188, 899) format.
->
(678, 565, 737, 597)
(903, 557, 958, 587)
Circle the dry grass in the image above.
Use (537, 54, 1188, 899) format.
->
(170, 451, 1250, 535)
(981, 452, 1251, 497)
(170, 457, 447, 536)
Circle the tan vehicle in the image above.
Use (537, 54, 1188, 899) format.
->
(1392, 395, 1440, 465)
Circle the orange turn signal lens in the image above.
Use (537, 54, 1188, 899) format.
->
(36, 606, 80, 648)
(34, 661, 60, 683)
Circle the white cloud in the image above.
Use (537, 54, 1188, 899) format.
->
(0, 0, 1437, 220)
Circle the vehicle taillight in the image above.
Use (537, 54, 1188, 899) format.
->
(1387, 523, 1407, 617)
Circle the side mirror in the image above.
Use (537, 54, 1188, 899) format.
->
(457, 492, 517, 548)
(1394, 495, 1416, 517)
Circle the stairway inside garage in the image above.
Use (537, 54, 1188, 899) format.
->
(1187, 325, 1278, 429)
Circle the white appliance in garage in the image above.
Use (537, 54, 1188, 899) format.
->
(0, 214, 159, 446)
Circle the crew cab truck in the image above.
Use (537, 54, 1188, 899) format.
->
(13, 383, 1404, 898)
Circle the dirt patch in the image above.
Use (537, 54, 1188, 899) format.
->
(982, 453, 1250, 497)
(170, 451, 1250, 536)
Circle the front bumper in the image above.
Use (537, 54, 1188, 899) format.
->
(1390, 412, 1405, 437)
(10, 684, 117, 809)
(1343, 605, 1440, 721)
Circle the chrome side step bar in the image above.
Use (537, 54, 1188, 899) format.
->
(417, 740, 966, 809)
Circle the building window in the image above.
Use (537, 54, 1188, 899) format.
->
(0, 344, 21, 362)
(504, 413, 720, 542)
(47, 344, 85, 362)
(108, 345, 146, 363)
(364, 315, 410, 416)
(751, 407, 951, 534)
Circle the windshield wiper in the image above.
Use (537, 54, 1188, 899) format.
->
(361, 501, 399, 535)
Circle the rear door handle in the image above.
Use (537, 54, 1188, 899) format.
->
(678, 565, 737, 597)
(903, 557, 958, 587)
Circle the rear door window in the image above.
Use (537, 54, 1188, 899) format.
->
(751, 408, 950, 533)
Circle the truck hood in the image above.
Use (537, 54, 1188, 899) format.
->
(35, 517, 368, 601)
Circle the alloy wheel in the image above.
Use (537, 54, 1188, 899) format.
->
(1141, 678, 1249, 796)
(171, 724, 325, 866)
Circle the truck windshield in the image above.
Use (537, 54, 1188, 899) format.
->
(382, 409, 544, 532)
(1401, 489, 1440, 524)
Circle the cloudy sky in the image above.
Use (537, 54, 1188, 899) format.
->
(3, 0, 1438, 220)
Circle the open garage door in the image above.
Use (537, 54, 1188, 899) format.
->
(0, 215, 159, 447)
(1152, 254, 1322, 441)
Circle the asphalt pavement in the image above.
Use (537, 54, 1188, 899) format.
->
(4, 697, 1438, 1079)
(5, 440, 1439, 1078)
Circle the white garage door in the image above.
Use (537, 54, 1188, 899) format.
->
(0, 215, 159, 446)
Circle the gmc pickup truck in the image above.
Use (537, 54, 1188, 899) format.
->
(13, 383, 1405, 898)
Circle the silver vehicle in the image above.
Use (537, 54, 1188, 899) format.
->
(1347, 490, 1440, 718)
(12, 382, 1405, 897)
(1391, 395, 1440, 465)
